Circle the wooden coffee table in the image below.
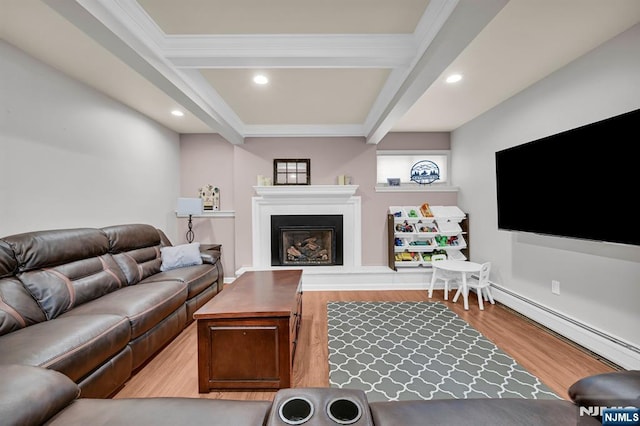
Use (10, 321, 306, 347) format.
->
(193, 269, 303, 392)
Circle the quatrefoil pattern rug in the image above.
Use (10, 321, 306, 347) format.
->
(327, 301, 559, 402)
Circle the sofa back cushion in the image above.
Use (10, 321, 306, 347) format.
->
(5, 228, 108, 272)
(0, 240, 17, 278)
(0, 278, 47, 336)
(0, 241, 45, 336)
(101, 224, 163, 285)
(3, 228, 126, 320)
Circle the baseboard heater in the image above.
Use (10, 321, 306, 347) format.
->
(489, 281, 640, 370)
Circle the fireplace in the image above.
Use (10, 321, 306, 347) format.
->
(271, 215, 343, 266)
(252, 185, 360, 270)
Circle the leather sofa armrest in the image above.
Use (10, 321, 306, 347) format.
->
(200, 252, 218, 265)
(199, 244, 221, 265)
(568, 370, 640, 409)
(0, 364, 79, 426)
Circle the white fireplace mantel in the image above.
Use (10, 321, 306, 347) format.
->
(253, 185, 358, 199)
(251, 185, 361, 269)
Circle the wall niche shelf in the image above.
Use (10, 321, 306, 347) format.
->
(375, 185, 459, 193)
(176, 211, 235, 218)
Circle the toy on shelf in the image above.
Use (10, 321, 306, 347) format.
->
(409, 240, 431, 246)
(434, 235, 461, 247)
(420, 203, 434, 217)
(395, 221, 414, 233)
(416, 221, 437, 233)
(395, 251, 420, 262)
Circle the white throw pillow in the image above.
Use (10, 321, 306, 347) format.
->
(160, 242, 203, 271)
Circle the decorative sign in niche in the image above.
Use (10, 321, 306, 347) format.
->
(410, 160, 440, 185)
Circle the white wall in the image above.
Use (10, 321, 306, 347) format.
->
(0, 41, 181, 240)
(452, 24, 640, 366)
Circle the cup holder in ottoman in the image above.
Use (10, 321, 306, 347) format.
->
(267, 388, 373, 426)
(327, 398, 362, 425)
(279, 396, 315, 425)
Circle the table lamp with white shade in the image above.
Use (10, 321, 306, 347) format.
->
(176, 197, 202, 243)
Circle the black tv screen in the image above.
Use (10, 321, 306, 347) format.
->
(495, 108, 640, 246)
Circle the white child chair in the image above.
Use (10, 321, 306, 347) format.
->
(453, 261, 494, 310)
(428, 254, 459, 300)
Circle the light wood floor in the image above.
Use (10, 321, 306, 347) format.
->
(113, 289, 616, 402)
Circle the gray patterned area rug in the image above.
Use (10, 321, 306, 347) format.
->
(327, 301, 559, 402)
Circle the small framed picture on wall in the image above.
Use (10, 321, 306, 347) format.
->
(273, 159, 310, 185)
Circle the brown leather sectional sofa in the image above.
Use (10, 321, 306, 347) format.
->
(0, 224, 223, 398)
(1, 363, 638, 425)
(1, 223, 638, 425)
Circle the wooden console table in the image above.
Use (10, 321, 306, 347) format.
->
(193, 269, 303, 392)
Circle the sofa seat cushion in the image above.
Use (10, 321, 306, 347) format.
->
(46, 398, 272, 426)
(141, 264, 218, 299)
(0, 314, 130, 383)
(61, 281, 187, 339)
(1, 364, 80, 426)
(368, 398, 600, 426)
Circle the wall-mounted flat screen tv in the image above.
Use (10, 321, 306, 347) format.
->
(495, 108, 640, 246)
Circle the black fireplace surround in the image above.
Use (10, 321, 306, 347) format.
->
(271, 215, 343, 266)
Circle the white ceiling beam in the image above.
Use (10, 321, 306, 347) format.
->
(366, 0, 509, 144)
(43, 0, 245, 144)
(242, 124, 366, 138)
(163, 34, 414, 69)
(363, 0, 459, 139)
(43, 0, 506, 144)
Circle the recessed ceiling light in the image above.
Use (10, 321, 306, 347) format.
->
(171, 110, 184, 117)
(446, 73, 463, 84)
(253, 74, 269, 85)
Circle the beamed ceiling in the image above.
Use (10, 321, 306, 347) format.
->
(1, 0, 639, 144)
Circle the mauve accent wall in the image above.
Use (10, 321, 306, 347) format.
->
(180, 132, 456, 275)
(179, 134, 235, 280)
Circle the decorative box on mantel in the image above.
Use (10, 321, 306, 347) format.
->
(251, 185, 361, 270)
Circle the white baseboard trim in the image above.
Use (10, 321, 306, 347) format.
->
(234, 265, 435, 290)
(490, 284, 640, 370)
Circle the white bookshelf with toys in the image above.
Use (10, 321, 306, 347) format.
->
(387, 203, 469, 270)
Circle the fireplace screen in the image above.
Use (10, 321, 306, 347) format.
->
(281, 228, 334, 265)
(271, 215, 343, 267)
